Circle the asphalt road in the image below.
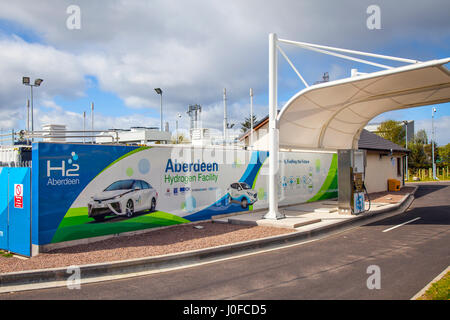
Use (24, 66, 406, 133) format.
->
(2, 182, 449, 300)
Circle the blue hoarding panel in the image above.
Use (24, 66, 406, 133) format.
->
(0, 167, 31, 256)
(36, 143, 137, 245)
(33, 142, 337, 246)
(8, 167, 31, 256)
(32, 143, 39, 246)
(0, 168, 8, 251)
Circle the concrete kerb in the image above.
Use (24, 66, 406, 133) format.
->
(0, 186, 418, 293)
(410, 266, 450, 300)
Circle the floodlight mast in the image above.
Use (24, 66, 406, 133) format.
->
(22, 77, 43, 142)
(155, 88, 163, 131)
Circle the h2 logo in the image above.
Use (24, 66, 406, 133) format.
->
(47, 151, 80, 177)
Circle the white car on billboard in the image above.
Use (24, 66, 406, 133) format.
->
(88, 179, 158, 222)
(226, 182, 258, 209)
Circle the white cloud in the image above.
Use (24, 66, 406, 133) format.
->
(0, 37, 86, 129)
(33, 100, 161, 134)
(415, 116, 450, 146)
(0, 0, 449, 135)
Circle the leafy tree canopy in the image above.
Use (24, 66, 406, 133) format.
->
(437, 143, 450, 164)
(414, 129, 428, 144)
(376, 120, 405, 146)
(240, 115, 258, 133)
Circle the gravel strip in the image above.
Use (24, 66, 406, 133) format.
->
(0, 188, 413, 274)
(0, 222, 293, 274)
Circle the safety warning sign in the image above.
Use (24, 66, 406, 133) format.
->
(14, 184, 23, 209)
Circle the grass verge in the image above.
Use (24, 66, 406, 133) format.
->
(417, 270, 450, 300)
(51, 207, 190, 243)
(0, 250, 13, 258)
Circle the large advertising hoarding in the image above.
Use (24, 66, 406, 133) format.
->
(33, 143, 337, 245)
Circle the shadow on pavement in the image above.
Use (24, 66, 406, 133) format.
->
(410, 183, 448, 199)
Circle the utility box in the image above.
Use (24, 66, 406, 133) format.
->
(338, 149, 366, 215)
(388, 179, 401, 191)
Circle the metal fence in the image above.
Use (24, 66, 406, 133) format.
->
(0, 160, 32, 168)
(408, 166, 450, 181)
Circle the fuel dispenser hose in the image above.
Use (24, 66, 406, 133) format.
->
(352, 184, 370, 215)
(363, 183, 371, 213)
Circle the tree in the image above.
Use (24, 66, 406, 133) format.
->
(423, 142, 439, 163)
(408, 141, 429, 167)
(170, 133, 189, 144)
(414, 129, 428, 144)
(376, 120, 405, 146)
(240, 115, 258, 133)
(227, 123, 235, 129)
(438, 143, 450, 165)
(408, 131, 439, 168)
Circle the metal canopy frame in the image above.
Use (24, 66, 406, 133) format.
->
(265, 33, 450, 219)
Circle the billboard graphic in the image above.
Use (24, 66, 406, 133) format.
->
(34, 143, 337, 245)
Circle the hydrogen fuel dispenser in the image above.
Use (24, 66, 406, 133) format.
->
(338, 149, 367, 215)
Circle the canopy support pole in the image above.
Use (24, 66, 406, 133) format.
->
(265, 33, 284, 220)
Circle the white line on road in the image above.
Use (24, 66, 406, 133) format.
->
(382, 217, 421, 233)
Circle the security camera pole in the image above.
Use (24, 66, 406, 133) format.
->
(432, 107, 437, 180)
(403, 120, 409, 181)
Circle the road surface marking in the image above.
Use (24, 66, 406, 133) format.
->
(382, 217, 421, 233)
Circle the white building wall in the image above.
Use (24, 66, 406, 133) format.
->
(365, 151, 404, 193)
(243, 125, 406, 194)
(244, 123, 269, 150)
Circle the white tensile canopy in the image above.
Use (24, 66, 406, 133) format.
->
(278, 58, 450, 150)
(265, 33, 450, 219)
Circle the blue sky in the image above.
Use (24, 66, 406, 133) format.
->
(0, 0, 449, 145)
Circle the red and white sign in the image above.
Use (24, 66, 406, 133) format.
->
(14, 184, 23, 209)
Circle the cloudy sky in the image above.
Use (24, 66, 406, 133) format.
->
(0, 0, 449, 144)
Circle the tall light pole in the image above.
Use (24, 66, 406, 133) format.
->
(432, 107, 437, 180)
(91, 102, 94, 143)
(26, 99, 30, 131)
(223, 88, 227, 143)
(83, 111, 86, 144)
(176, 112, 181, 144)
(403, 120, 409, 181)
(22, 77, 43, 141)
(250, 88, 254, 147)
(154, 88, 163, 131)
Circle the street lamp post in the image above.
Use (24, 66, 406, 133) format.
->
(432, 107, 437, 180)
(154, 88, 163, 131)
(22, 77, 43, 141)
